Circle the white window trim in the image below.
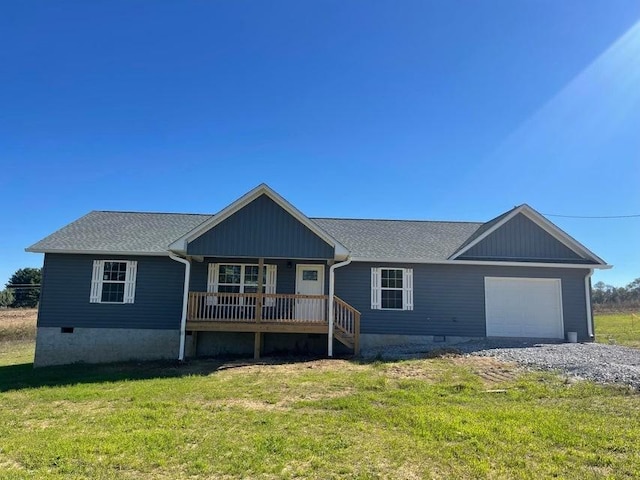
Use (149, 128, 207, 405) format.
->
(90, 260, 138, 304)
(207, 263, 277, 306)
(371, 267, 413, 311)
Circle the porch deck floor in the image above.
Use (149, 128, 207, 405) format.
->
(186, 320, 329, 334)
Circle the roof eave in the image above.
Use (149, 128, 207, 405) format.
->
(25, 247, 170, 256)
(350, 256, 612, 269)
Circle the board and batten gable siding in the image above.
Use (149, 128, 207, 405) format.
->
(186, 195, 335, 259)
(458, 213, 587, 262)
(38, 253, 184, 330)
(334, 262, 590, 340)
(189, 258, 328, 294)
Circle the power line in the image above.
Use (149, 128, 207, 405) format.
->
(543, 213, 640, 219)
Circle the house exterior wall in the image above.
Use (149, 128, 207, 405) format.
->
(186, 195, 335, 259)
(459, 213, 587, 262)
(37, 253, 184, 330)
(335, 262, 591, 341)
(189, 258, 329, 294)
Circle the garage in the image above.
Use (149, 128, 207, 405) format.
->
(485, 277, 564, 338)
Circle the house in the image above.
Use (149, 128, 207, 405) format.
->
(27, 184, 610, 367)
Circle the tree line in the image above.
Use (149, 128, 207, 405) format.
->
(0, 268, 42, 308)
(592, 278, 640, 308)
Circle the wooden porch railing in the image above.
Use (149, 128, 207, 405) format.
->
(187, 292, 361, 355)
(333, 295, 360, 354)
(187, 292, 328, 323)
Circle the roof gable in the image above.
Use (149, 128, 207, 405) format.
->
(187, 194, 335, 259)
(170, 184, 349, 259)
(450, 205, 606, 265)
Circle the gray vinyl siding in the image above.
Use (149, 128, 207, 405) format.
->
(335, 262, 590, 340)
(189, 258, 328, 295)
(38, 253, 184, 329)
(459, 213, 588, 262)
(187, 195, 335, 259)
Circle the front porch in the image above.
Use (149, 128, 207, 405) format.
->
(186, 291, 360, 358)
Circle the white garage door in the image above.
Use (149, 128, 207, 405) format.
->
(485, 277, 564, 339)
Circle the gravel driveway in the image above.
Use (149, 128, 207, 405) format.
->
(459, 341, 640, 390)
(365, 340, 640, 390)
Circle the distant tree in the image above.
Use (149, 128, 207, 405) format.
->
(592, 277, 640, 308)
(0, 289, 14, 308)
(592, 281, 607, 304)
(6, 268, 42, 308)
(626, 278, 640, 302)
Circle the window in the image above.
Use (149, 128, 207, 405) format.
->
(90, 260, 137, 304)
(371, 267, 413, 310)
(207, 263, 277, 305)
(302, 269, 318, 281)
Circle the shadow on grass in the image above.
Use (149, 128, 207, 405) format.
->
(0, 354, 345, 393)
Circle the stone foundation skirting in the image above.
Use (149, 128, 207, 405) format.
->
(34, 327, 182, 367)
(360, 333, 475, 352)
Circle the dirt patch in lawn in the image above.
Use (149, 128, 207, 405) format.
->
(383, 356, 520, 387)
(452, 356, 520, 386)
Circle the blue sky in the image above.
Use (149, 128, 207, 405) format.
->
(1, 1, 639, 287)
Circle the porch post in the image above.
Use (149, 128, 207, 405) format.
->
(254, 257, 264, 359)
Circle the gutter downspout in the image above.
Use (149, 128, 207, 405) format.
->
(585, 269, 594, 339)
(169, 253, 191, 361)
(328, 257, 352, 357)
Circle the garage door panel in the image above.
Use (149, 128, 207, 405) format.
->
(485, 277, 563, 339)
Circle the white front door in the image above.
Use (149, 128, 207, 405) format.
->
(295, 264, 325, 321)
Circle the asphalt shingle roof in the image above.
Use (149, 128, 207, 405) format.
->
(27, 211, 485, 261)
(312, 218, 483, 261)
(27, 211, 212, 254)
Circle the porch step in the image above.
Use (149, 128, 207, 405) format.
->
(332, 295, 360, 355)
(334, 329, 355, 349)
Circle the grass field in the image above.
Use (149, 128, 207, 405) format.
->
(0, 308, 37, 367)
(0, 310, 639, 479)
(594, 311, 640, 348)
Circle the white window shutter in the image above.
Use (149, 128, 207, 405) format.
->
(265, 264, 277, 306)
(90, 260, 103, 303)
(207, 263, 219, 306)
(371, 267, 381, 310)
(123, 261, 138, 304)
(403, 268, 414, 311)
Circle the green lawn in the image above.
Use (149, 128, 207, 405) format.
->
(595, 312, 640, 348)
(0, 313, 639, 478)
(0, 351, 639, 478)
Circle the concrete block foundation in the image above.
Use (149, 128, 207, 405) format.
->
(34, 327, 181, 367)
(360, 333, 475, 352)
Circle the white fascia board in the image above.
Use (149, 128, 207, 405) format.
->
(168, 239, 188, 254)
(168, 183, 350, 260)
(25, 248, 170, 256)
(449, 204, 607, 265)
(350, 257, 612, 269)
